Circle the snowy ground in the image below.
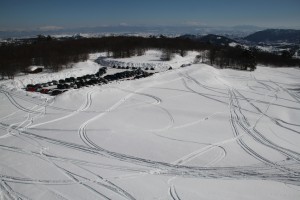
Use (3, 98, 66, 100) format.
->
(96, 50, 198, 72)
(0, 51, 300, 199)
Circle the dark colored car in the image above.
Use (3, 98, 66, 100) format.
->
(59, 79, 65, 84)
(64, 84, 70, 89)
(40, 89, 49, 94)
(51, 90, 63, 96)
(57, 84, 65, 89)
(42, 83, 49, 87)
(34, 84, 42, 89)
(26, 84, 34, 88)
(70, 83, 75, 88)
(76, 83, 82, 88)
(98, 78, 108, 84)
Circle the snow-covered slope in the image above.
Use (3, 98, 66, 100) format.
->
(0, 53, 300, 199)
(1, 60, 100, 91)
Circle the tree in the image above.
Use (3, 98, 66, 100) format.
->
(209, 48, 216, 65)
(160, 49, 174, 61)
(179, 49, 187, 57)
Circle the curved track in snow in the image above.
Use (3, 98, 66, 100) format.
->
(1, 63, 300, 199)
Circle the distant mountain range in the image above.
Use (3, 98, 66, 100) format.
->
(180, 29, 300, 45)
(179, 34, 236, 46)
(1, 26, 300, 46)
(0, 25, 263, 39)
(244, 29, 300, 43)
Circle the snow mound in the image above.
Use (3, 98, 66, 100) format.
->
(97, 50, 198, 71)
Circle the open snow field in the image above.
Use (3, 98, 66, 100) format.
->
(0, 51, 300, 199)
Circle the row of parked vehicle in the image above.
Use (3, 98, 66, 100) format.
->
(25, 81, 58, 93)
(103, 68, 153, 81)
(25, 67, 153, 96)
(112, 65, 159, 71)
(26, 80, 58, 91)
(25, 67, 108, 95)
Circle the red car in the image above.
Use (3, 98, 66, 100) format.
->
(26, 87, 35, 92)
(40, 89, 49, 94)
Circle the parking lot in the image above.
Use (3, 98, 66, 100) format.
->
(25, 66, 154, 95)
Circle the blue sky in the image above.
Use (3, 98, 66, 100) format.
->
(0, 0, 300, 30)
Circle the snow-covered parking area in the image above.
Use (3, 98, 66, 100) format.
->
(0, 52, 300, 199)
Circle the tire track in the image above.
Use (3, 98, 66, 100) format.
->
(180, 73, 227, 105)
(229, 89, 300, 175)
(219, 75, 300, 171)
(172, 138, 229, 166)
(184, 71, 228, 95)
(0, 90, 42, 114)
(232, 88, 300, 161)
(169, 185, 181, 200)
(1, 121, 300, 185)
(30, 89, 96, 128)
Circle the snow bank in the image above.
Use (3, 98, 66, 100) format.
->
(97, 50, 199, 71)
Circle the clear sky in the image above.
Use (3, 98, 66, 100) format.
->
(0, 0, 300, 30)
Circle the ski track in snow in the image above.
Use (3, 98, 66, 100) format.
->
(29, 88, 96, 128)
(0, 57, 300, 199)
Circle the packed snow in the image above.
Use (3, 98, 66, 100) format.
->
(0, 50, 300, 200)
(96, 50, 198, 71)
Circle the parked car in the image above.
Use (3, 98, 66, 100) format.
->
(40, 89, 49, 94)
(98, 78, 108, 84)
(57, 84, 65, 89)
(59, 79, 65, 84)
(47, 89, 54, 94)
(42, 83, 49, 87)
(51, 90, 63, 96)
(26, 84, 34, 88)
(86, 80, 94, 85)
(70, 83, 75, 88)
(69, 77, 76, 82)
(76, 83, 82, 88)
(85, 75, 92, 79)
(52, 80, 58, 85)
(26, 87, 35, 92)
(34, 84, 42, 89)
(64, 84, 70, 89)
